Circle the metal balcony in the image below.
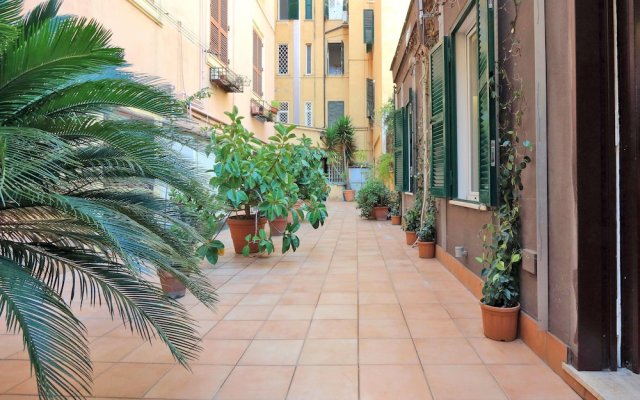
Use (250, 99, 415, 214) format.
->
(210, 66, 249, 93)
(250, 99, 277, 122)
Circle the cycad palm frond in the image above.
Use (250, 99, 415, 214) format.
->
(0, 1, 218, 398)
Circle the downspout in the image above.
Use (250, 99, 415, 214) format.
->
(534, 0, 549, 331)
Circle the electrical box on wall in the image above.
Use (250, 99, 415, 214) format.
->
(522, 249, 537, 275)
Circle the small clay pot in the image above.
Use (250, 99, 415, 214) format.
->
(158, 270, 186, 299)
(391, 215, 402, 225)
(480, 303, 521, 342)
(417, 241, 435, 258)
(343, 189, 355, 202)
(405, 231, 417, 245)
(269, 217, 288, 236)
(227, 216, 267, 254)
(373, 206, 389, 221)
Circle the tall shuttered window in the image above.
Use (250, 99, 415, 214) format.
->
(279, 0, 299, 20)
(366, 78, 375, 120)
(327, 101, 344, 127)
(428, 0, 496, 206)
(305, 44, 312, 75)
(394, 107, 405, 191)
(305, 0, 313, 19)
(253, 31, 263, 96)
(363, 9, 374, 52)
(210, 0, 228, 64)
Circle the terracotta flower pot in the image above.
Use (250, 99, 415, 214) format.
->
(343, 189, 355, 202)
(405, 231, 417, 245)
(227, 216, 267, 254)
(391, 215, 402, 225)
(480, 302, 521, 342)
(269, 216, 288, 237)
(373, 206, 389, 221)
(158, 270, 186, 299)
(417, 241, 435, 258)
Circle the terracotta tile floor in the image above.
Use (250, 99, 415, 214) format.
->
(0, 201, 580, 399)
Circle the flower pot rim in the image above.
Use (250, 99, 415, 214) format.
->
(416, 240, 435, 244)
(480, 302, 521, 312)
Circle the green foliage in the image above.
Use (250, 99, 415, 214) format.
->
(381, 98, 395, 153)
(207, 107, 328, 255)
(0, 1, 218, 398)
(322, 116, 356, 189)
(355, 179, 391, 218)
(477, 0, 532, 308)
(403, 204, 421, 232)
(388, 191, 401, 216)
(376, 153, 394, 182)
(417, 200, 437, 242)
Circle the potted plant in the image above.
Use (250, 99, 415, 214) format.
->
(333, 116, 356, 201)
(416, 223, 436, 259)
(208, 107, 329, 255)
(270, 100, 280, 114)
(356, 179, 391, 220)
(389, 192, 401, 225)
(403, 206, 420, 245)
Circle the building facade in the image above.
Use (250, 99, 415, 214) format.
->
(24, 0, 278, 143)
(393, 0, 640, 397)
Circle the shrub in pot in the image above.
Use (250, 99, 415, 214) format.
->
(208, 107, 328, 255)
(356, 179, 391, 220)
(416, 223, 436, 259)
(403, 207, 420, 245)
(389, 192, 401, 225)
(476, 224, 521, 342)
(322, 116, 356, 201)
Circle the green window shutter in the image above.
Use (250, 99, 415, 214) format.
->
(363, 9, 374, 48)
(305, 0, 312, 19)
(402, 106, 410, 192)
(477, 0, 496, 205)
(289, 0, 299, 19)
(429, 39, 449, 198)
(324, 0, 328, 19)
(366, 78, 374, 119)
(394, 108, 404, 190)
(327, 100, 344, 127)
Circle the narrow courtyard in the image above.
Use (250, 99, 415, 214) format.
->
(0, 202, 578, 400)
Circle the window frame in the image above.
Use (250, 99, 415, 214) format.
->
(305, 0, 313, 19)
(327, 100, 344, 127)
(327, 42, 344, 76)
(252, 30, 264, 96)
(278, 101, 289, 123)
(278, 43, 289, 75)
(305, 43, 312, 75)
(304, 101, 313, 127)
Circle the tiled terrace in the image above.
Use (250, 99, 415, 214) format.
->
(0, 202, 579, 399)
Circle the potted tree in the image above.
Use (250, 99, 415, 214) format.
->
(333, 116, 356, 201)
(208, 107, 329, 255)
(403, 206, 420, 245)
(389, 192, 401, 225)
(356, 179, 391, 220)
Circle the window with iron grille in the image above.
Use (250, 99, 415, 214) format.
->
(253, 31, 263, 96)
(278, 44, 289, 75)
(210, 0, 228, 64)
(304, 101, 312, 127)
(278, 102, 289, 123)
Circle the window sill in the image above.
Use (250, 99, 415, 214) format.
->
(449, 199, 489, 211)
(127, 0, 163, 26)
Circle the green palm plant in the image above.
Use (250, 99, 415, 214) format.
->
(333, 116, 356, 189)
(0, 1, 218, 398)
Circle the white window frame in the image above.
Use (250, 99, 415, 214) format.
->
(327, 42, 344, 76)
(278, 0, 289, 20)
(454, 10, 480, 202)
(305, 44, 312, 75)
(327, 0, 344, 20)
(304, 101, 313, 127)
(278, 101, 289, 123)
(278, 44, 289, 75)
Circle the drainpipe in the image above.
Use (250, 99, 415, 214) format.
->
(534, 0, 549, 331)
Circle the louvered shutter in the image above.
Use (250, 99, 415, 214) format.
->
(429, 40, 449, 197)
(289, 0, 299, 19)
(363, 9, 374, 47)
(402, 105, 410, 192)
(394, 108, 404, 191)
(477, 0, 496, 205)
(327, 101, 344, 127)
(305, 0, 313, 19)
(366, 78, 374, 119)
(210, 0, 228, 64)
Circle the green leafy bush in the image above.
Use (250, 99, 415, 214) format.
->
(355, 179, 391, 218)
(389, 192, 401, 216)
(403, 207, 421, 232)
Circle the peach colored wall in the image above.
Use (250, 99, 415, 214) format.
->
(22, 0, 276, 140)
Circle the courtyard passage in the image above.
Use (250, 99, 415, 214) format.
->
(0, 202, 579, 399)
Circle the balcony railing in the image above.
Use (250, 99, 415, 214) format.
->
(210, 66, 249, 93)
(250, 99, 277, 122)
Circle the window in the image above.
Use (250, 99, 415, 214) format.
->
(210, 0, 228, 63)
(429, 0, 497, 205)
(279, 0, 299, 20)
(366, 78, 374, 119)
(327, 42, 344, 75)
(278, 101, 289, 123)
(305, 44, 312, 75)
(363, 9, 374, 51)
(325, 0, 345, 21)
(455, 10, 479, 201)
(278, 44, 289, 75)
(327, 100, 344, 127)
(304, 101, 313, 127)
(253, 30, 263, 96)
(305, 0, 313, 19)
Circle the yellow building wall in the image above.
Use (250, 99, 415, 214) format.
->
(22, 0, 277, 141)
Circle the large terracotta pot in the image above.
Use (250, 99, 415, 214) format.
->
(373, 206, 389, 221)
(343, 189, 355, 202)
(480, 303, 521, 342)
(405, 231, 417, 245)
(269, 217, 288, 237)
(417, 241, 435, 258)
(391, 215, 402, 225)
(227, 216, 267, 254)
(158, 270, 186, 299)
